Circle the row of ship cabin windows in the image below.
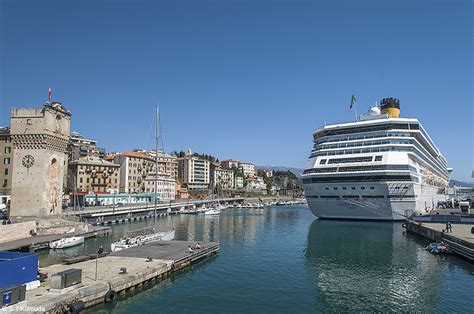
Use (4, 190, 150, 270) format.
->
(321, 186, 409, 191)
(320, 155, 383, 165)
(313, 140, 412, 151)
(313, 132, 413, 145)
(314, 123, 420, 139)
(326, 186, 374, 191)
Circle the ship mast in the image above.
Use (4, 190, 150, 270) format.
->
(154, 105, 159, 221)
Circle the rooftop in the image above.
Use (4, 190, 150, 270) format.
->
(70, 155, 119, 167)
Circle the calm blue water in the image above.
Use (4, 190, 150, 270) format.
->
(45, 205, 474, 313)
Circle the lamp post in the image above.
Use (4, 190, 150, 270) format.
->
(95, 245, 104, 281)
(112, 189, 116, 215)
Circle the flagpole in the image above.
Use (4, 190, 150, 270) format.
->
(47, 84, 52, 104)
(350, 95, 358, 121)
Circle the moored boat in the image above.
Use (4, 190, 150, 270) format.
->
(49, 236, 85, 249)
(204, 209, 221, 215)
(111, 229, 175, 252)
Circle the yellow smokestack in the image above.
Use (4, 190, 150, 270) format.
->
(380, 97, 400, 118)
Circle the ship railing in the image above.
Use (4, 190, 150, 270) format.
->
(312, 113, 390, 134)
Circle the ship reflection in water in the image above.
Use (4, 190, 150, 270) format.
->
(305, 219, 449, 312)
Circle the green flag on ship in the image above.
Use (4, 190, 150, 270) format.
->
(350, 94, 356, 109)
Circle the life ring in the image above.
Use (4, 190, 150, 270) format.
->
(104, 290, 118, 303)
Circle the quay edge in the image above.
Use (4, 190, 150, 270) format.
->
(13, 241, 219, 313)
(404, 220, 474, 262)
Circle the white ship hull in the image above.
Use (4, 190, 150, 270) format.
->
(305, 182, 445, 221)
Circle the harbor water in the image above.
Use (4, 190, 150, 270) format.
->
(41, 205, 474, 312)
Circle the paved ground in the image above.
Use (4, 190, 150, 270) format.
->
(17, 240, 218, 312)
(21, 256, 171, 312)
(39, 256, 172, 288)
(111, 240, 218, 261)
(422, 223, 474, 244)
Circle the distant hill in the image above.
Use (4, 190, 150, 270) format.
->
(258, 166, 304, 177)
(449, 180, 474, 187)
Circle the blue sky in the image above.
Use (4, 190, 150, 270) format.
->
(1, 0, 472, 181)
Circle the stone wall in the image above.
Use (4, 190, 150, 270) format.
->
(10, 104, 71, 217)
(0, 221, 37, 243)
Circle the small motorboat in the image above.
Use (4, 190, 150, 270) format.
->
(111, 229, 175, 252)
(205, 209, 221, 216)
(426, 242, 449, 254)
(49, 236, 85, 249)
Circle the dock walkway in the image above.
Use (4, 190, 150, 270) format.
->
(405, 221, 474, 262)
(0, 226, 110, 252)
(10, 241, 218, 313)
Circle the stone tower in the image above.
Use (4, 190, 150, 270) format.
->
(10, 102, 71, 218)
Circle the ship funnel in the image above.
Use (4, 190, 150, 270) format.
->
(380, 97, 400, 118)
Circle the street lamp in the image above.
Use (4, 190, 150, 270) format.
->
(95, 245, 104, 281)
(112, 189, 116, 215)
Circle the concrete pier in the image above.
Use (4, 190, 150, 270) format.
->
(405, 220, 474, 262)
(7, 241, 218, 313)
(0, 226, 111, 252)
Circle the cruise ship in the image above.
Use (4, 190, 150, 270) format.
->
(302, 98, 451, 220)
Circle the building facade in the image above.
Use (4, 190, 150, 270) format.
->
(0, 127, 12, 201)
(10, 102, 71, 217)
(67, 131, 105, 162)
(221, 159, 239, 169)
(239, 162, 256, 178)
(246, 176, 266, 190)
(235, 176, 244, 189)
(211, 168, 235, 191)
(141, 150, 178, 178)
(264, 169, 273, 177)
(144, 172, 176, 203)
(68, 156, 120, 193)
(177, 155, 210, 190)
(110, 152, 156, 193)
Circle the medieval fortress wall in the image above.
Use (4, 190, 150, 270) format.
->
(10, 104, 71, 217)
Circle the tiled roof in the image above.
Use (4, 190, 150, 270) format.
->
(70, 155, 119, 166)
(118, 152, 155, 161)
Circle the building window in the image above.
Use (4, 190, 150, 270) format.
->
(333, 187, 338, 190)
(375, 156, 383, 162)
(370, 187, 375, 190)
(319, 159, 327, 165)
(2, 179, 6, 187)
(361, 187, 365, 190)
(342, 187, 347, 190)
(3, 158, 10, 165)
(351, 187, 356, 190)
(79, 178, 83, 183)
(5, 137, 11, 143)
(4, 147, 11, 154)
(4, 169, 8, 175)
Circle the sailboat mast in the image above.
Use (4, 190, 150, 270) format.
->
(154, 105, 159, 217)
